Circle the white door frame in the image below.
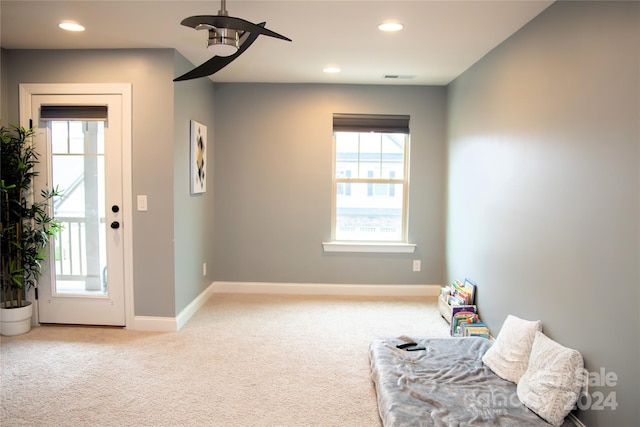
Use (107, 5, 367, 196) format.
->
(19, 83, 134, 329)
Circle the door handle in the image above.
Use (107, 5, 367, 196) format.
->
(110, 221, 120, 229)
(112, 205, 120, 213)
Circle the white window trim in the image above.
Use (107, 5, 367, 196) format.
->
(331, 133, 410, 243)
(322, 241, 416, 253)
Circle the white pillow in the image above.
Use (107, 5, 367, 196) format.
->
(481, 315, 542, 383)
(517, 331, 584, 426)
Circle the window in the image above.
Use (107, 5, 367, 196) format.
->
(331, 114, 410, 243)
(40, 105, 109, 294)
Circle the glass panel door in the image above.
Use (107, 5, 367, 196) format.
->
(50, 121, 107, 295)
(31, 90, 126, 327)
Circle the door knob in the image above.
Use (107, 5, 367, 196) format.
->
(110, 221, 120, 229)
(112, 205, 120, 213)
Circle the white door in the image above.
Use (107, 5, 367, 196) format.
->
(29, 93, 126, 326)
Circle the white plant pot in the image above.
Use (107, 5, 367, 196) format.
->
(0, 301, 33, 336)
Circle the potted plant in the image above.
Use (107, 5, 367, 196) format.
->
(1, 125, 61, 336)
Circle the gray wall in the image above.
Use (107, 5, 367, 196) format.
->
(172, 52, 216, 313)
(0, 49, 214, 317)
(447, 2, 639, 426)
(213, 83, 446, 285)
(1, 49, 216, 318)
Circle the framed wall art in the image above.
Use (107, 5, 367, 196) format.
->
(190, 120, 207, 194)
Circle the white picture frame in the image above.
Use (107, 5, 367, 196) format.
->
(190, 120, 207, 194)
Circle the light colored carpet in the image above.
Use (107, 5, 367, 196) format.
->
(0, 293, 450, 426)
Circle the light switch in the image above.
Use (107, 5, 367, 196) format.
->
(137, 195, 148, 211)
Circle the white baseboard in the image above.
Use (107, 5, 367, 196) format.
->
(133, 315, 178, 332)
(132, 282, 440, 332)
(133, 282, 216, 332)
(212, 281, 441, 297)
(175, 282, 216, 330)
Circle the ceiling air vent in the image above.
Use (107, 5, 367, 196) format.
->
(383, 74, 416, 80)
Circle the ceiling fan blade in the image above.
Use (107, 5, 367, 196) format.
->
(181, 15, 291, 41)
(174, 25, 262, 82)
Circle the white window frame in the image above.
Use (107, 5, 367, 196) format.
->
(323, 114, 415, 253)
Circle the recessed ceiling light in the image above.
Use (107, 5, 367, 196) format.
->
(323, 66, 341, 73)
(378, 22, 403, 32)
(59, 21, 85, 32)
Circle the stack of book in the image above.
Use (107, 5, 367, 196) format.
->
(450, 305, 478, 336)
(458, 319, 490, 339)
(440, 278, 489, 338)
(448, 293, 490, 338)
(448, 279, 476, 306)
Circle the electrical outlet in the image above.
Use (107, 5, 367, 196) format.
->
(203, 262, 207, 276)
(412, 260, 421, 272)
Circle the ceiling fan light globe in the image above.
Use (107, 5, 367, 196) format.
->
(208, 43, 238, 57)
(207, 28, 239, 57)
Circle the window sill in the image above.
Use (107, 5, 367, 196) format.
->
(322, 242, 417, 253)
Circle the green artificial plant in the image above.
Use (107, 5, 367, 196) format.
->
(1, 125, 62, 309)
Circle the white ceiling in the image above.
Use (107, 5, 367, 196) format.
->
(0, 0, 554, 85)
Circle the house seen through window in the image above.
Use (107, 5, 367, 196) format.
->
(332, 113, 410, 242)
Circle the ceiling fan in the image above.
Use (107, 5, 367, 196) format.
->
(174, 0, 291, 82)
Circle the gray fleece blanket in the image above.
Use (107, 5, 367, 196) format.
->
(369, 337, 573, 427)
